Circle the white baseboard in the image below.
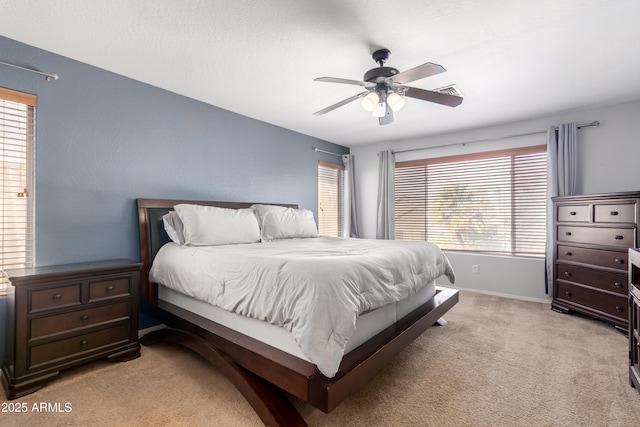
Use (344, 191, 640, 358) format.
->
(440, 284, 552, 304)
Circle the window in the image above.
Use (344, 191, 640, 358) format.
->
(318, 161, 344, 237)
(395, 145, 547, 257)
(0, 88, 36, 293)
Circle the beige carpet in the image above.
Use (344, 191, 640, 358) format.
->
(2, 290, 640, 426)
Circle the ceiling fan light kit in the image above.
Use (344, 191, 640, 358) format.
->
(314, 48, 463, 125)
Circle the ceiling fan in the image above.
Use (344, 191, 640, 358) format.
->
(313, 48, 463, 125)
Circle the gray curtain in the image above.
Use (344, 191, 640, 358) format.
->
(341, 154, 359, 238)
(545, 122, 578, 294)
(376, 150, 395, 239)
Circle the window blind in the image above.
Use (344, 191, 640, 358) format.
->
(0, 88, 36, 292)
(318, 161, 344, 237)
(395, 145, 547, 257)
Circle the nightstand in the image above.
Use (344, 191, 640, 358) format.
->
(1, 259, 141, 399)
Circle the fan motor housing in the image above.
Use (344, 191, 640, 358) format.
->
(363, 66, 399, 83)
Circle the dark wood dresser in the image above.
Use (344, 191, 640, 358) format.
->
(551, 192, 640, 331)
(1, 259, 141, 399)
(630, 248, 640, 392)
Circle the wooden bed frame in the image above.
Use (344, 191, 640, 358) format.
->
(136, 198, 459, 426)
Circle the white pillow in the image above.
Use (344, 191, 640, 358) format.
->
(260, 207, 318, 241)
(174, 204, 261, 246)
(162, 211, 185, 245)
(251, 204, 288, 229)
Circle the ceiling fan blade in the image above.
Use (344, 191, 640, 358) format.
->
(403, 86, 463, 107)
(379, 105, 394, 125)
(313, 91, 368, 116)
(390, 62, 446, 84)
(314, 77, 373, 87)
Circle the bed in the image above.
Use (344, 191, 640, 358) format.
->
(137, 198, 459, 426)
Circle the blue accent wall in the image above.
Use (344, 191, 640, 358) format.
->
(0, 35, 348, 266)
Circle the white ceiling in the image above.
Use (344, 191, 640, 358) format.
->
(1, 0, 639, 147)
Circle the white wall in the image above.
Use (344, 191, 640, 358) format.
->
(350, 100, 640, 301)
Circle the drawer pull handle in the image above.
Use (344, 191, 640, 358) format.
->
(615, 235, 623, 240)
(615, 258, 624, 264)
(106, 285, 114, 293)
(615, 306, 624, 313)
(610, 211, 619, 216)
(614, 282, 623, 289)
(52, 293, 62, 300)
(80, 314, 89, 321)
(564, 272, 572, 277)
(569, 211, 577, 216)
(565, 231, 572, 236)
(565, 291, 572, 297)
(80, 340, 88, 347)
(565, 252, 572, 256)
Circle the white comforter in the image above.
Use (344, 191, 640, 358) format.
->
(149, 237, 455, 377)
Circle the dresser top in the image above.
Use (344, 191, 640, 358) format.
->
(3, 259, 141, 281)
(552, 191, 640, 202)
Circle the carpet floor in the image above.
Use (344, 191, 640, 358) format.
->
(2, 290, 640, 426)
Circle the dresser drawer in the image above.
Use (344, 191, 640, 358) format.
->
(557, 225, 635, 248)
(557, 245, 627, 270)
(555, 281, 627, 319)
(594, 202, 637, 224)
(556, 264, 627, 295)
(557, 204, 590, 222)
(89, 277, 131, 301)
(29, 323, 131, 368)
(30, 284, 82, 313)
(30, 301, 131, 339)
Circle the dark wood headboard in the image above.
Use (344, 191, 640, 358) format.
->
(136, 199, 297, 302)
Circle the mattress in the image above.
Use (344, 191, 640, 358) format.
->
(158, 280, 437, 362)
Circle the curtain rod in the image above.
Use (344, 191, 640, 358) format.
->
(393, 121, 600, 155)
(0, 60, 59, 81)
(313, 147, 344, 157)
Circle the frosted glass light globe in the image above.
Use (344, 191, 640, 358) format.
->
(361, 91, 380, 112)
(386, 92, 406, 112)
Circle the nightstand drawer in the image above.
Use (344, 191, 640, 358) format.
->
(30, 301, 131, 339)
(556, 281, 627, 319)
(89, 277, 130, 301)
(594, 202, 636, 224)
(557, 245, 627, 270)
(557, 226, 635, 248)
(30, 284, 81, 313)
(557, 204, 590, 222)
(29, 323, 130, 368)
(556, 264, 627, 295)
